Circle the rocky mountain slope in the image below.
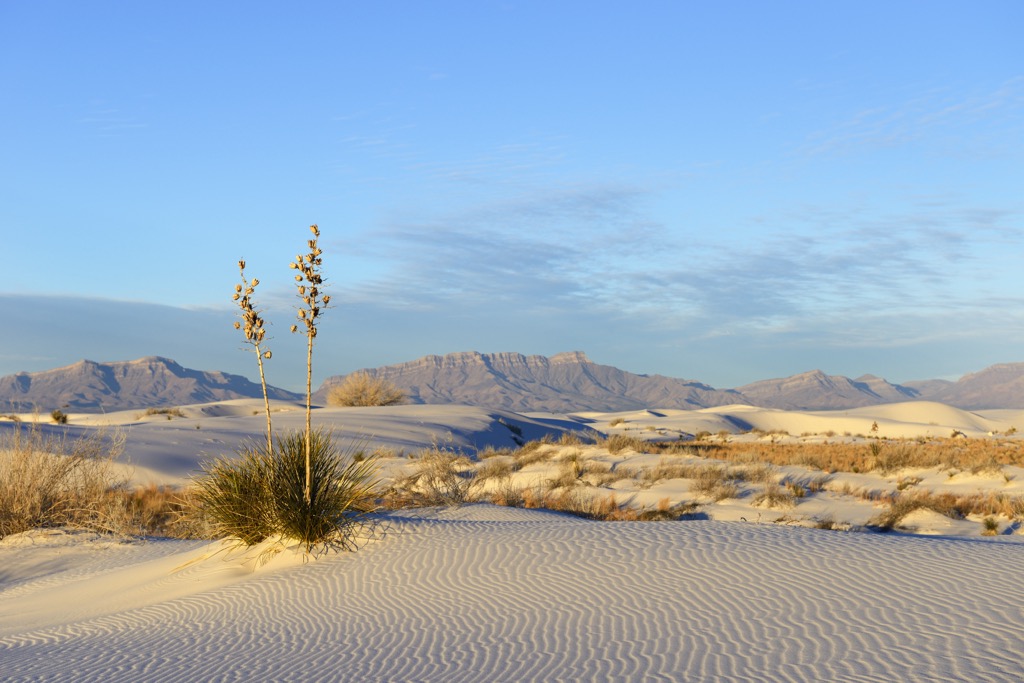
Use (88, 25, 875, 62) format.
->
(0, 356, 299, 412)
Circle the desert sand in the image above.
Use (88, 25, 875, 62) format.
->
(3, 399, 1024, 681)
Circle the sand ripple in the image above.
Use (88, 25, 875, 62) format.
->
(2, 507, 1024, 681)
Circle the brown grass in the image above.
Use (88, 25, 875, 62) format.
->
(589, 437, 1024, 475)
(0, 425, 128, 538)
(327, 372, 406, 407)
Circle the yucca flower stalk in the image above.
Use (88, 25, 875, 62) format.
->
(233, 259, 274, 454)
(290, 224, 331, 504)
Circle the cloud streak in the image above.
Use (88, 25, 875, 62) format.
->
(327, 185, 1024, 361)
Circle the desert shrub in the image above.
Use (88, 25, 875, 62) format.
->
(114, 485, 203, 538)
(50, 409, 68, 424)
(866, 490, 968, 531)
(546, 460, 584, 490)
(191, 429, 378, 551)
(604, 434, 654, 455)
(0, 424, 127, 538)
(327, 372, 406, 407)
(752, 483, 796, 509)
(489, 479, 527, 507)
(141, 407, 186, 420)
(401, 447, 476, 506)
(690, 466, 740, 501)
(475, 456, 514, 482)
(512, 439, 558, 469)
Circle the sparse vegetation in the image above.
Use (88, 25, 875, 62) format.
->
(394, 446, 477, 506)
(0, 424, 127, 538)
(141, 407, 186, 420)
(327, 372, 406, 407)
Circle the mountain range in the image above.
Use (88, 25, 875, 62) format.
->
(2, 352, 1023, 413)
(0, 357, 300, 413)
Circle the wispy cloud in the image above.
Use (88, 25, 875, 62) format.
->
(327, 186, 1024, 360)
(800, 77, 1024, 157)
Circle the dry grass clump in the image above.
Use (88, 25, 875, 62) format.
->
(603, 434, 656, 455)
(518, 487, 698, 521)
(140, 407, 186, 420)
(0, 425, 128, 538)
(865, 488, 1024, 531)
(397, 447, 477, 506)
(327, 372, 406, 407)
(752, 483, 797, 509)
(689, 466, 740, 501)
(663, 438, 1024, 476)
(106, 485, 207, 538)
(513, 439, 559, 469)
(475, 456, 515, 482)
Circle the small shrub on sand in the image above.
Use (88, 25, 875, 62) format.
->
(140, 407, 186, 420)
(475, 457, 515, 482)
(50, 409, 68, 424)
(513, 439, 558, 469)
(604, 434, 654, 455)
(399, 447, 477, 506)
(752, 483, 796, 509)
(690, 466, 740, 501)
(866, 490, 967, 531)
(0, 425, 127, 538)
(327, 371, 406, 407)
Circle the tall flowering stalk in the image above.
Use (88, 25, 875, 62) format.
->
(290, 224, 330, 504)
(233, 260, 274, 454)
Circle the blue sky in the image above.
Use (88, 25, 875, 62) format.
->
(2, 1, 1022, 392)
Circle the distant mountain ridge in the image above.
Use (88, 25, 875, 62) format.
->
(0, 356, 300, 412)
(3, 352, 1024, 413)
(314, 351, 746, 413)
(735, 370, 921, 410)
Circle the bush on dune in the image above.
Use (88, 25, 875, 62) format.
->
(0, 424, 127, 538)
(327, 372, 406, 407)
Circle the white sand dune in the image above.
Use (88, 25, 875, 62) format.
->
(3, 505, 1024, 682)
(0, 403, 589, 486)
(587, 401, 1022, 440)
(5, 400, 1024, 680)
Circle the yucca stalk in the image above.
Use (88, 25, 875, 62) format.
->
(233, 260, 274, 454)
(290, 224, 331, 505)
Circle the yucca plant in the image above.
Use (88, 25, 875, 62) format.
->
(191, 223, 380, 553)
(192, 431, 377, 552)
(290, 224, 331, 505)
(192, 442, 276, 546)
(233, 259, 273, 453)
(267, 429, 378, 552)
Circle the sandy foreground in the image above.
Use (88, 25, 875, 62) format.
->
(3, 400, 1024, 681)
